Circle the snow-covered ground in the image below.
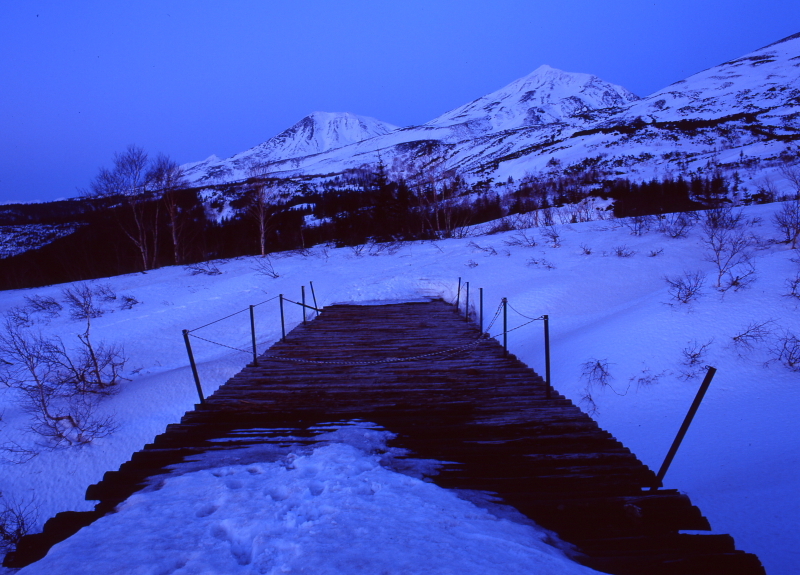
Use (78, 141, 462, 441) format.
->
(1, 202, 799, 573)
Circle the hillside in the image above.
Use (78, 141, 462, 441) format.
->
(0, 202, 797, 573)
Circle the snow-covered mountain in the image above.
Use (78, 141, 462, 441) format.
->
(183, 32, 800, 196)
(183, 112, 399, 184)
(425, 64, 639, 135)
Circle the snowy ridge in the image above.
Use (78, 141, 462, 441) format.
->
(181, 32, 800, 197)
(183, 112, 398, 185)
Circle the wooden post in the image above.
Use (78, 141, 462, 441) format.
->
(502, 297, 508, 356)
(279, 294, 286, 342)
(651, 366, 717, 490)
(465, 282, 470, 321)
(456, 277, 461, 312)
(479, 288, 484, 333)
(249, 305, 258, 367)
(301, 286, 307, 324)
(182, 330, 205, 404)
(310, 281, 319, 317)
(543, 314, 551, 399)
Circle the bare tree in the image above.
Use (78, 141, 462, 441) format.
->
(701, 221, 757, 290)
(149, 154, 189, 265)
(779, 163, 800, 200)
(773, 200, 800, 249)
(247, 163, 278, 257)
(86, 145, 162, 271)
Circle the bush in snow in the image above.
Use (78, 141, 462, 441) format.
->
(23, 296, 62, 320)
(772, 199, 800, 249)
(612, 245, 636, 257)
(0, 495, 36, 554)
(503, 230, 538, 247)
(119, 295, 141, 310)
(659, 211, 697, 239)
(769, 330, 800, 372)
(252, 256, 279, 279)
(785, 274, 800, 300)
(664, 271, 706, 304)
(680, 339, 714, 379)
(62, 284, 104, 321)
(185, 262, 222, 276)
(0, 307, 125, 447)
(730, 319, 775, 355)
(700, 222, 757, 290)
(624, 214, 655, 236)
(541, 225, 561, 247)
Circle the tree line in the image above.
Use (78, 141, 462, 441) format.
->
(0, 145, 769, 290)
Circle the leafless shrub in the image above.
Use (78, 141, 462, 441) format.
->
(720, 258, 757, 292)
(580, 358, 613, 388)
(119, 295, 141, 310)
(731, 319, 775, 352)
(579, 244, 592, 255)
(541, 225, 561, 247)
(369, 241, 404, 256)
(625, 214, 655, 236)
(659, 211, 696, 238)
(5, 307, 32, 328)
(468, 241, 497, 255)
(485, 217, 518, 235)
(0, 496, 37, 554)
(701, 224, 757, 290)
(252, 256, 279, 278)
(350, 243, 367, 257)
(526, 257, 556, 270)
(680, 339, 714, 379)
(785, 274, 800, 299)
(503, 230, 538, 247)
(664, 271, 706, 304)
(649, 248, 664, 257)
(23, 296, 62, 319)
(580, 389, 599, 416)
(580, 358, 628, 398)
(629, 367, 667, 389)
(703, 206, 745, 230)
(0, 439, 39, 464)
(773, 200, 800, 248)
(466, 259, 479, 268)
(93, 283, 117, 304)
(612, 245, 636, 258)
(769, 330, 800, 371)
(185, 261, 222, 276)
(62, 284, 104, 320)
(0, 312, 124, 447)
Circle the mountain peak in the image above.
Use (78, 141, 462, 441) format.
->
(261, 112, 399, 157)
(426, 66, 639, 134)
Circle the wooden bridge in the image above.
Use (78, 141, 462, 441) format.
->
(8, 300, 765, 574)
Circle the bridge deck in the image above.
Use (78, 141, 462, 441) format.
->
(8, 300, 765, 574)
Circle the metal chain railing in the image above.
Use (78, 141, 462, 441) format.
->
(183, 278, 554, 403)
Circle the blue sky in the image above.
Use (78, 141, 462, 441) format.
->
(1, 1, 799, 204)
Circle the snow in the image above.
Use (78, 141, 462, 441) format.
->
(15, 423, 597, 575)
(1, 201, 799, 573)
